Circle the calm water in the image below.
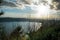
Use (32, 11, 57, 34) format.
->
(0, 22, 42, 35)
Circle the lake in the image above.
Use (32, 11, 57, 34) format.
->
(0, 22, 42, 35)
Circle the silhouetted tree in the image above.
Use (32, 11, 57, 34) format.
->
(0, 0, 4, 16)
(0, 0, 3, 3)
(9, 26, 22, 40)
(0, 11, 4, 16)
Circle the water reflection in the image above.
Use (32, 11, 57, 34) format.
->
(0, 22, 42, 35)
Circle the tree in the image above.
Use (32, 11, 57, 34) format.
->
(0, 0, 3, 3)
(0, 0, 4, 16)
(0, 11, 4, 16)
(9, 26, 22, 40)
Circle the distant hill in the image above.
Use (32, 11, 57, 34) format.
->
(0, 17, 45, 22)
(0, 17, 60, 23)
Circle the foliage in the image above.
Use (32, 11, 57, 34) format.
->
(0, 21, 60, 40)
(0, 11, 4, 16)
(0, 0, 3, 3)
(29, 22, 60, 40)
(9, 26, 22, 40)
(0, 24, 7, 40)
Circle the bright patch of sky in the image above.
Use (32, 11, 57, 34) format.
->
(5, 0, 16, 2)
(0, 6, 36, 18)
(2, 6, 34, 14)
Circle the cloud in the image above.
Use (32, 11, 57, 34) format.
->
(53, 0, 60, 10)
(49, 0, 60, 10)
(53, 0, 60, 2)
(18, 0, 32, 4)
(0, 0, 60, 10)
(0, 1, 17, 7)
(17, 0, 39, 5)
(16, 0, 60, 10)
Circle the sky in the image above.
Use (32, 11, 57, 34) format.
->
(0, 0, 60, 20)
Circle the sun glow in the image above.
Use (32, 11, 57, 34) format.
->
(16, 0, 55, 19)
(34, 3, 51, 18)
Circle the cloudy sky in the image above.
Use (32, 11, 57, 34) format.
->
(0, 0, 60, 20)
